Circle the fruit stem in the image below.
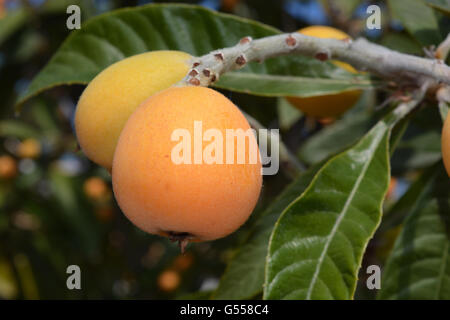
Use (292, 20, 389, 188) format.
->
(167, 231, 191, 254)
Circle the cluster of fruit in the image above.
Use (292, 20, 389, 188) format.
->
(74, 51, 262, 247)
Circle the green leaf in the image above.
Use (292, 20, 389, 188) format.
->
(213, 163, 322, 299)
(0, 8, 28, 45)
(0, 256, 18, 299)
(298, 91, 380, 165)
(277, 98, 302, 131)
(13, 254, 39, 300)
(0, 120, 40, 139)
(425, 0, 450, 16)
(380, 33, 423, 55)
(49, 169, 100, 257)
(392, 131, 442, 173)
(388, 0, 442, 46)
(298, 110, 378, 165)
(17, 4, 372, 107)
(379, 165, 439, 234)
(378, 164, 450, 299)
(439, 102, 449, 120)
(214, 73, 374, 98)
(263, 102, 415, 299)
(30, 101, 60, 138)
(391, 106, 443, 174)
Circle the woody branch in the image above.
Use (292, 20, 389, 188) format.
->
(177, 33, 450, 89)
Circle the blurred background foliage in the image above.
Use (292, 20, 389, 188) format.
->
(0, 0, 448, 299)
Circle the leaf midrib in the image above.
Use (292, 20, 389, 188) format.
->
(222, 72, 372, 85)
(436, 239, 449, 299)
(305, 127, 385, 299)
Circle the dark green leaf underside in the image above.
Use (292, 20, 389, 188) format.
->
(388, 0, 442, 46)
(425, 0, 450, 15)
(216, 73, 374, 97)
(378, 164, 450, 299)
(298, 97, 383, 165)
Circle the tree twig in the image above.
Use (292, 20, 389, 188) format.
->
(177, 33, 450, 89)
(437, 85, 450, 120)
(436, 33, 450, 61)
(389, 80, 431, 125)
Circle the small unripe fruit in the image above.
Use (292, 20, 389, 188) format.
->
(75, 50, 192, 170)
(112, 87, 262, 243)
(83, 177, 109, 200)
(443, 113, 450, 177)
(0, 155, 17, 179)
(17, 138, 41, 159)
(173, 253, 194, 271)
(157, 270, 180, 292)
(287, 26, 362, 118)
